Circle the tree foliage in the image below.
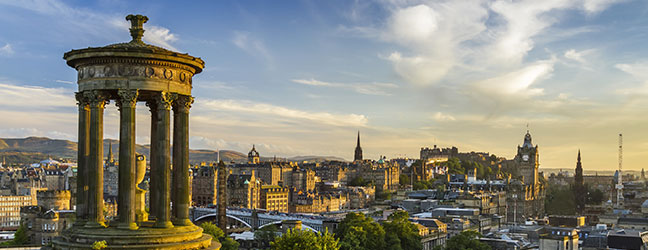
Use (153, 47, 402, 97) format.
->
(0, 225, 29, 246)
(545, 186, 576, 215)
(336, 212, 386, 250)
(200, 222, 239, 250)
(271, 228, 339, 250)
(349, 176, 371, 187)
(255, 224, 280, 244)
(382, 211, 422, 250)
(375, 190, 392, 201)
(435, 230, 490, 250)
(399, 174, 410, 186)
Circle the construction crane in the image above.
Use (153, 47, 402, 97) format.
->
(616, 133, 624, 208)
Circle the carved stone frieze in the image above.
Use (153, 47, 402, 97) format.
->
(77, 63, 193, 86)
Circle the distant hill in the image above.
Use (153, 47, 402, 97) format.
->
(287, 155, 347, 163)
(0, 137, 342, 165)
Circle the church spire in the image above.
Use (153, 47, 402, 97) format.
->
(108, 141, 114, 164)
(354, 131, 363, 162)
(577, 149, 581, 162)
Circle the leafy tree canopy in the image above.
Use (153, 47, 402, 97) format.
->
(336, 212, 386, 250)
(271, 228, 339, 250)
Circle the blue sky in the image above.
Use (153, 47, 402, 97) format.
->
(1, 0, 648, 171)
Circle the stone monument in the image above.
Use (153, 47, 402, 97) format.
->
(53, 14, 219, 249)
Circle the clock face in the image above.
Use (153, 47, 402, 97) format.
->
(522, 154, 529, 161)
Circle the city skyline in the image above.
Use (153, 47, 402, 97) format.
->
(0, 0, 647, 170)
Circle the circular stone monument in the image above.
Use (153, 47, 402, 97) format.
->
(53, 14, 219, 249)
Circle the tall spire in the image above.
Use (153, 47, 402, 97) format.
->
(354, 131, 363, 162)
(108, 141, 114, 163)
(356, 131, 361, 148)
(577, 149, 581, 163)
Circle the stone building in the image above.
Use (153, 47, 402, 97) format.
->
(248, 145, 260, 164)
(103, 142, 119, 201)
(259, 185, 289, 212)
(354, 132, 362, 162)
(0, 194, 35, 230)
(505, 131, 546, 223)
(227, 171, 261, 209)
(21, 190, 74, 246)
(291, 167, 315, 191)
(192, 164, 218, 207)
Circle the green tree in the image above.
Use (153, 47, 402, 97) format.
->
(200, 222, 240, 250)
(586, 187, 604, 205)
(399, 174, 410, 186)
(13, 224, 28, 245)
(0, 225, 29, 246)
(255, 224, 280, 247)
(336, 212, 386, 250)
(200, 222, 224, 239)
(382, 211, 421, 250)
(446, 158, 463, 175)
(349, 176, 369, 187)
(271, 228, 339, 250)
(545, 186, 576, 215)
(435, 230, 489, 250)
(376, 190, 392, 201)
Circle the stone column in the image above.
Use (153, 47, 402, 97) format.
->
(116, 89, 139, 230)
(152, 92, 174, 228)
(74, 92, 90, 226)
(146, 99, 158, 220)
(172, 95, 193, 226)
(85, 90, 108, 228)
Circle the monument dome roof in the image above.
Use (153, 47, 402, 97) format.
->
(63, 14, 204, 74)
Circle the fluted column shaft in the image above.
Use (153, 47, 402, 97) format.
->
(117, 90, 139, 230)
(75, 92, 90, 225)
(152, 92, 174, 228)
(85, 91, 108, 228)
(172, 95, 193, 226)
(147, 100, 158, 220)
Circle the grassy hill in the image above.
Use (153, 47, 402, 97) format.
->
(0, 137, 344, 165)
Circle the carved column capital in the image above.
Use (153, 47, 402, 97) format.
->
(116, 89, 139, 110)
(84, 90, 109, 109)
(172, 95, 193, 113)
(152, 92, 175, 111)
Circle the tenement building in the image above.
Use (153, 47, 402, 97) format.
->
(54, 14, 218, 249)
(0, 194, 35, 230)
(260, 185, 289, 212)
(192, 164, 219, 207)
(21, 190, 74, 246)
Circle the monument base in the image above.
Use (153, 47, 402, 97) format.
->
(52, 224, 220, 250)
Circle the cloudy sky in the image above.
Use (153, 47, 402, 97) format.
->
(0, 0, 647, 171)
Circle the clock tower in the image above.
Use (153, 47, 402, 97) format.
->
(514, 130, 539, 186)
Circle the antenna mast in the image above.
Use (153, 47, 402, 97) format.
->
(616, 133, 624, 207)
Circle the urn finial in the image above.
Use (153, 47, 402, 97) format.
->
(126, 14, 149, 43)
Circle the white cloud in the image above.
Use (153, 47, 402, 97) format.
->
(473, 60, 554, 99)
(0, 82, 75, 109)
(0, 43, 14, 56)
(432, 112, 456, 122)
(581, 0, 626, 14)
(292, 78, 398, 96)
(111, 19, 179, 51)
(199, 99, 368, 127)
(381, 2, 488, 85)
(1, 0, 181, 51)
(232, 31, 273, 67)
(615, 62, 648, 95)
(564, 49, 587, 63)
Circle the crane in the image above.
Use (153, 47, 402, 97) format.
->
(616, 133, 624, 208)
